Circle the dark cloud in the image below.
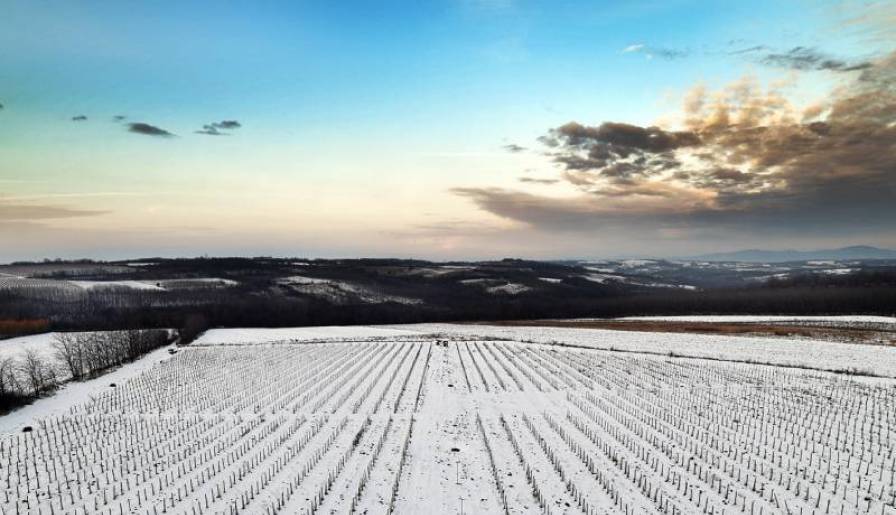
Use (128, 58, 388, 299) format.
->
(503, 144, 526, 153)
(0, 102, 4, 110)
(113, 115, 126, 122)
(551, 121, 700, 153)
(196, 126, 225, 136)
(0, 203, 107, 221)
(214, 120, 241, 129)
(453, 51, 896, 238)
(760, 46, 872, 72)
(72, 115, 87, 122)
(540, 122, 700, 185)
(196, 120, 242, 136)
(127, 123, 174, 137)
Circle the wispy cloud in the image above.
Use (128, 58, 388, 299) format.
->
(728, 45, 767, 55)
(626, 39, 874, 74)
(127, 122, 174, 137)
(2, 192, 154, 201)
(760, 46, 872, 72)
(503, 144, 526, 153)
(214, 120, 241, 129)
(71, 115, 87, 121)
(622, 43, 688, 60)
(518, 177, 558, 185)
(0, 202, 108, 221)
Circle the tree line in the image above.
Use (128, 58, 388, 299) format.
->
(0, 329, 172, 412)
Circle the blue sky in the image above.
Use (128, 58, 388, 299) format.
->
(1, 1, 893, 260)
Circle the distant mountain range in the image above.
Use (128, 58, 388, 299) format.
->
(692, 245, 896, 262)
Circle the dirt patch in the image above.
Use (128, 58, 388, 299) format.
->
(478, 320, 896, 346)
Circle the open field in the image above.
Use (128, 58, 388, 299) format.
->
(3, 325, 896, 514)
(618, 316, 896, 324)
(408, 323, 896, 377)
(487, 318, 896, 346)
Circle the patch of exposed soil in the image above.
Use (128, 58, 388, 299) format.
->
(478, 320, 896, 346)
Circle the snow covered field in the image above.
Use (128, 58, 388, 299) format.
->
(0, 332, 67, 362)
(613, 315, 896, 334)
(407, 323, 896, 377)
(3, 325, 896, 514)
(194, 326, 419, 345)
(618, 315, 896, 324)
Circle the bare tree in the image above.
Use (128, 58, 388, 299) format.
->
(0, 357, 20, 397)
(19, 349, 55, 395)
(53, 333, 84, 379)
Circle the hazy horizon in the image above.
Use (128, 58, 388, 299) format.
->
(2, 1, 894, 261)
(3, 243, 895, 266)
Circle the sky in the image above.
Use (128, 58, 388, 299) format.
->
(1, 0, 894, 262)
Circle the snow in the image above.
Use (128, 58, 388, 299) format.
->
(583, 273, 696, 290)
(486, 283, 530, 295)
(584, 266, 617, 273)
(4, 323, 896, 514)
(0, 276, 82, 294)
(539, 277, 563, 283)
(68, 277, 239, 290)
(192, 325, 421, 345)
(0, 332, 64, 363)
(821, 267, 855, 275)
(0, 342, 177, 433)
(279, 276, 421, 304)
(279, 275, 330, 285)
(620, 259, 655, 267)
(583, 273, 623, 283)
(69, 280, 165, 291)
(619, 315, 896, 324)
(403, 322, 896, 377)
(0, 331, 119, 364)
(0, 330, 174, 387)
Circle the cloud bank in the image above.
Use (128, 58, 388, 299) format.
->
(455, 51, 896, 239)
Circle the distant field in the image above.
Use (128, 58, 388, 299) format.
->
(619, 315, 896, 323)
(2, 325, 895, 514)
(488, 316, 896, 346)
